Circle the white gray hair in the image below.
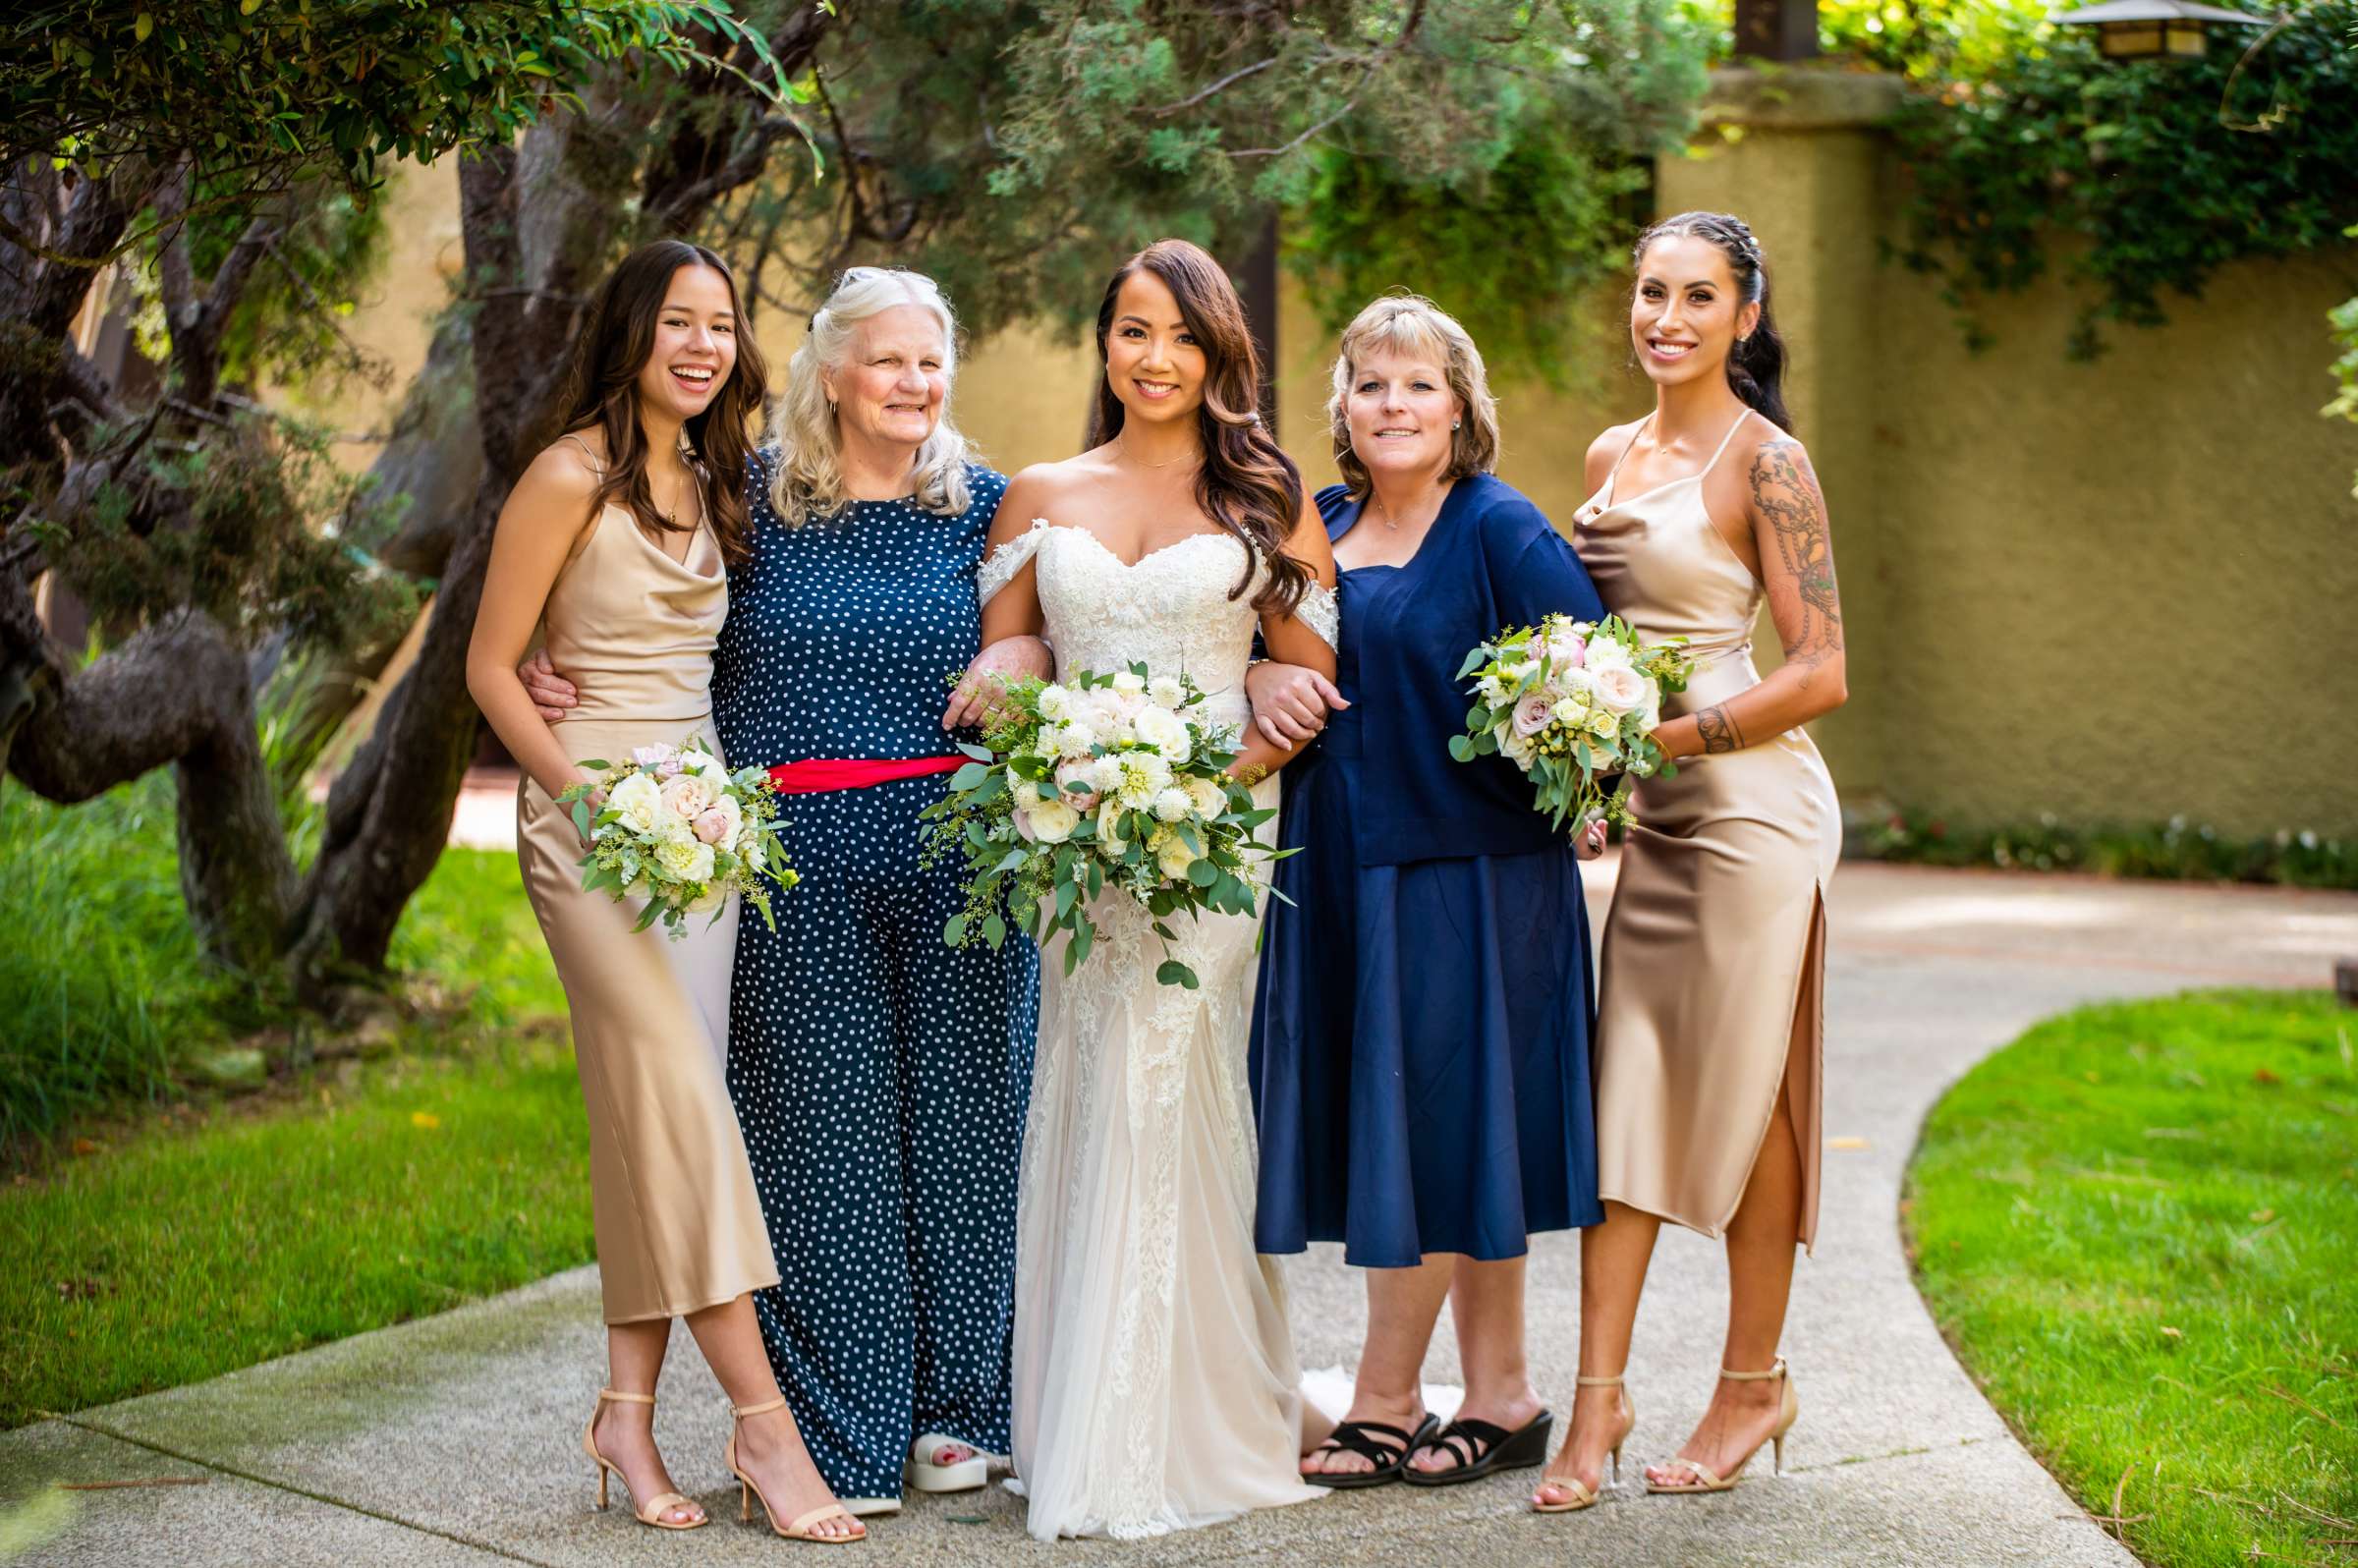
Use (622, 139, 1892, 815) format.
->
(766, 266, 975, 527)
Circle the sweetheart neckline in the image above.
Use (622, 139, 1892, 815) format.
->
(1036, 519, 1241, 572)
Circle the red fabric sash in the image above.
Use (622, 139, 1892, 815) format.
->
(765, 756, 966, 795)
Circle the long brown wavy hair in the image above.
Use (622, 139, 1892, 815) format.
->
(557, 240, 768, 565)
(1084, 239, 1309, 615)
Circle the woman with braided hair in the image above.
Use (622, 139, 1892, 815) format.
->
(1532, 211, 1847, 1515)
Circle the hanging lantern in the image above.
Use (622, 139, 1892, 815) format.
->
(2049, 0, 2269, 60)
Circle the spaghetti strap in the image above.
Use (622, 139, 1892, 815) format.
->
(1699, 409, 1756, 480)
(1605, 418, 1650, 484)
(557, 431, 606, 476)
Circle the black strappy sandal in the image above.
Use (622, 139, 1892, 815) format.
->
(1398, 1410, 1554, 1487)
(1302, 1413, 1442, 1490)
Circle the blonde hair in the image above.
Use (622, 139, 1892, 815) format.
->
(1325, 294, 1500, 497)
(766, 267, 974, 527)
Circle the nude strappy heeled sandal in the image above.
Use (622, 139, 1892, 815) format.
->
(1532, 1374, 1637, 1513)
(1644, 1358, 1798, 1494)
(582, 1388, 705, 1530)
(726, 1396, 865, 1545)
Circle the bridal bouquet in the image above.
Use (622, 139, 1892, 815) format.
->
(1450, 614, 1695, 830)
(921, 663, 1285, 988)
(554, 741, 797, 939)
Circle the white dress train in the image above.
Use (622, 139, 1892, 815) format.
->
(978, 520, 1338, 1540)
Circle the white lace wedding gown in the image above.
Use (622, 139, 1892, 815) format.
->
(977, 520, 1337, 1540)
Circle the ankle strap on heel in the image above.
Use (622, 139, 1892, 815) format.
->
(1719, 1358, 1787, 1381)
(1574, 1374, 1625, 1387)
(731, 1396, 788, 1421)
(597, 1388, 656, 1406)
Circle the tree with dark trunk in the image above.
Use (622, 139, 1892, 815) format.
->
(3, 0, 1704, 1025)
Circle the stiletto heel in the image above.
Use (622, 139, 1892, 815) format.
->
(1532, 1375, 1636, 1514)
(581, 1389, 705, 1530)
(726, 1396, 865, 1545)
(1645, 1359, 1799, 1495)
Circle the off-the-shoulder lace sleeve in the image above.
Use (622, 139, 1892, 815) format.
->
(1292, 580, 1340, 651)
(975, 517, 1050, 608)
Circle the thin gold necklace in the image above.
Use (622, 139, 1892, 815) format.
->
(1119, 435, 1197, 472)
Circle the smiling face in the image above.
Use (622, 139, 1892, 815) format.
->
(1102, 269, 1207, 429)
(822, 304, 948, 454)
(633, 263, 739, 423)
(1344, 347, 1460, 484)
(1630, 234, 1761, 390)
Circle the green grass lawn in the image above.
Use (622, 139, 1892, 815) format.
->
(0, 803, 593, 1430)
(1907, 989, 2358, 1568)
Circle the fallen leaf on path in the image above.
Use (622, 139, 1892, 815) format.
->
(1825, 1136, 1870, 1150)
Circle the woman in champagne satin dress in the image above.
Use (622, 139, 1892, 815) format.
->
(1534, 212, 1847, 1518)
(467, 241, 862, 1543)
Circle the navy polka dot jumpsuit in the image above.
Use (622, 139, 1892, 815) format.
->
(711, 454, 1039, 1503)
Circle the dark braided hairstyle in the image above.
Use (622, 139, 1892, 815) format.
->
(1634, 211, 1792, 436)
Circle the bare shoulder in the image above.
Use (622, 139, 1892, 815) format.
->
(1584, 418, 1646, 490)
(521, 436, 604, 501)
(1735, 420, 1825, 515)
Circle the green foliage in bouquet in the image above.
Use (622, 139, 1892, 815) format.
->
(922, 664, 1289, 991)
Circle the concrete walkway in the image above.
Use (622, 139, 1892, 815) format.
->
(7, 864, 2353, 1567)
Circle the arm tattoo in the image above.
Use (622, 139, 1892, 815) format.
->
(1697, 703, 1743, 755)
(1750, 440, 1843, 680)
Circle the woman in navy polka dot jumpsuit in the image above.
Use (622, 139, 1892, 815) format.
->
(535, 268, 1044, 1512)
(716, 271, 1041, 1512)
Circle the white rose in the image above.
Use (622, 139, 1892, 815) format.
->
(1152, 787, 1193, 823)
(659, 771, 715, 819)
(1147, 674, 1186, 709)
(1151, 828, 1197, 881)
(1184, 776, 1227, 817)
(1583, 636, 1634, 674)
(1593, 664, 1647, 714)
(1497, 723, 1537, 767)
(1111, 670, 1147, 697)
(1132, 705, 1192, 764)
(1096, 799, 1131, 853)
(1551, 696, 1588, 726)
(1586, 705, 1620, 738)
(1027, 799, 1080, 844)
(678, 748, 726, 782)
(608, 772, 663, 835)
(1038, 684, 1073, 721)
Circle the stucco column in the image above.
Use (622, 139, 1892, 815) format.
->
(1654, 68, 1904, 815)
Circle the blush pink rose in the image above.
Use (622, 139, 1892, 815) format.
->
(1513, 694, 1554, 736)
(1054, 760, 1099, 811)
(693, 809, 731, 845)
(1593, 665, 1647, 714)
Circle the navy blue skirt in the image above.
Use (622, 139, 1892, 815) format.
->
(1250, 743, 1604, 1267)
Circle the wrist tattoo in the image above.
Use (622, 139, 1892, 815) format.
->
(1697, 704, 1742, 755)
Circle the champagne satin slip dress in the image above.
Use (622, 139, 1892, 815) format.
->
(1573, 411, 1841, 1250)
(514, 455, 781, 1322)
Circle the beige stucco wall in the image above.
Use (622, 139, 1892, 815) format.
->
(336, 85, 2358, 838)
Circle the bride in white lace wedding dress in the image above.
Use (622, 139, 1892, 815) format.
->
(963, 242, 1339, 1540)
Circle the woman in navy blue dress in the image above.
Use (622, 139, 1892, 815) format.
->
(526, 267, 1043, 1516)
(1252, 296, 1608, 1490)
